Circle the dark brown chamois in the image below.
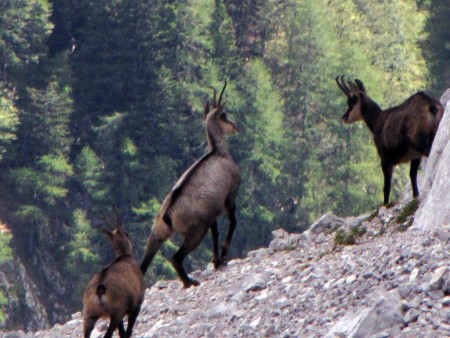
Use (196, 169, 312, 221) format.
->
(83, 206, 145, 338)
(336, 76, 444, 205)
(140, 82, 241, 287)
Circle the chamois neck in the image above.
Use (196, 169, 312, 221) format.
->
(113, 243, 132, 258)
(360, 95, 383, 133)
(206, 120, 230, 156)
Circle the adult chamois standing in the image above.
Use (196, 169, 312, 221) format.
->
(83, 206, 145, 338)
(140, 82, 241, 287)
(336, 76, 444, 205)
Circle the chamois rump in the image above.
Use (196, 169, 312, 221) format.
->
(83, 206, 145, 338)
(336, 76, 444, 205)
(140, 82, 241, 288)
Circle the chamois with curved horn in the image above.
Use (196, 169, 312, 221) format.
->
(140, 82, 240, 287)
(336, 76, 444, 205)
(83, 205, 145, 338)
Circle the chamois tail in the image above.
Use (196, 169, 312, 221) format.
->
(96, 284, 107, 303)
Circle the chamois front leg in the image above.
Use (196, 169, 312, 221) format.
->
(410, 159, 421, 198)
(382, 163, 393, 206)
(210, 221, 223, 268)
(221, 203, 237, 261)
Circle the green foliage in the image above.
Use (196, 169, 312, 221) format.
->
(67, 209, 99, 271)
(334, 225, 367, 246)
(396, 198, 420, 224)
(0, 0, 53, 82)
(0, 231, 10, 326)
(422, 0, 450, 94)
(19, 81, 73, 158)
(0, 93, 19, 162)
(74, 147, 108, 203)
(0, 233, 13, 264)
(0, 287, 7, 325)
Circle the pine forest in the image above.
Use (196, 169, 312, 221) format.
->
(0, 0, 449, 328)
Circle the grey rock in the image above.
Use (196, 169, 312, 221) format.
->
(414, 91, 450, 230)
(429, 266, 447, 290)
(240, 273, 270, 292)
(307, 212, 344, 235)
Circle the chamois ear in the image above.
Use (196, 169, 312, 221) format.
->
(100, 228, 113, 239)
(348, 81, 359, 94)
(355, 79, 366, 93)
(112, 204, 122, 229)
(100, 210, 114, 229)
(220, 101, 227, 111)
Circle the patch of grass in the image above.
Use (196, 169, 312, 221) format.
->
(334, 225, 367, 246)
(367, 209, 378, 222)
(396, 198, 420, 224)
(397, 218, 414, 232)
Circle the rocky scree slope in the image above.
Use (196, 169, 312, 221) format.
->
(4, 201, 450, 338)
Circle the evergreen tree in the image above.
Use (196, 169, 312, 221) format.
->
(422, 0, 450, 94)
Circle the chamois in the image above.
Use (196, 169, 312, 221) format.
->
(83, 206, 145, 338)
(336, 76, 444, 205)
(140, 82, 241, 287)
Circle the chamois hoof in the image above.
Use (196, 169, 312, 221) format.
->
(183, 277, 200, 288)
(212, 258, 227, 269)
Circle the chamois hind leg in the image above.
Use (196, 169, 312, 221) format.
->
(381, 163, 393, 206)
(210, 221, 222, 268)
(171, 225, 209, 288)
(83, 315, 98, 338)
(221, 202, 237, 261)
(125, 306, 141, 338)
(140, 230, 166, 275)
(103, 318, 120, 338)
(410, 159, 421, 198)
(117, 320, 126, 338)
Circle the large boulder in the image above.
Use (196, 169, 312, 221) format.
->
(413, 89, 450, 231)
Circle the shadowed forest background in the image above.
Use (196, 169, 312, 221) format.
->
(0, 0, 449, 327)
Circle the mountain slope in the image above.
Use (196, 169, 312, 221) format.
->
(5, 201, 450, 338)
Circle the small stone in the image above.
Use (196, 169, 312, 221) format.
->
(426, 289, 445, 300)
(409, 268, 420, 282)
(397, 285, 411, 299)
(429, 266, 447, 290)
(442, 297, 450, 307)
(345, 275, 357, 284)
(404, 309, 420, 324)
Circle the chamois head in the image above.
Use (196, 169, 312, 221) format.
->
(100, 205, 132, 258)
(205, 82, 238, 135)
(336, 75, 367, 124)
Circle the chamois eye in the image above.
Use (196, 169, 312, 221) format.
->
(348, 96, 357, 105)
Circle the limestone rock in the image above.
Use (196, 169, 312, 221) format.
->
(413, 89, 450, 230)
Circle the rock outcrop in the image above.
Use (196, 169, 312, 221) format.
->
(0, 256, 49, 331)
(413, 89, 450, 231)
(4, 201, 450, 338)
